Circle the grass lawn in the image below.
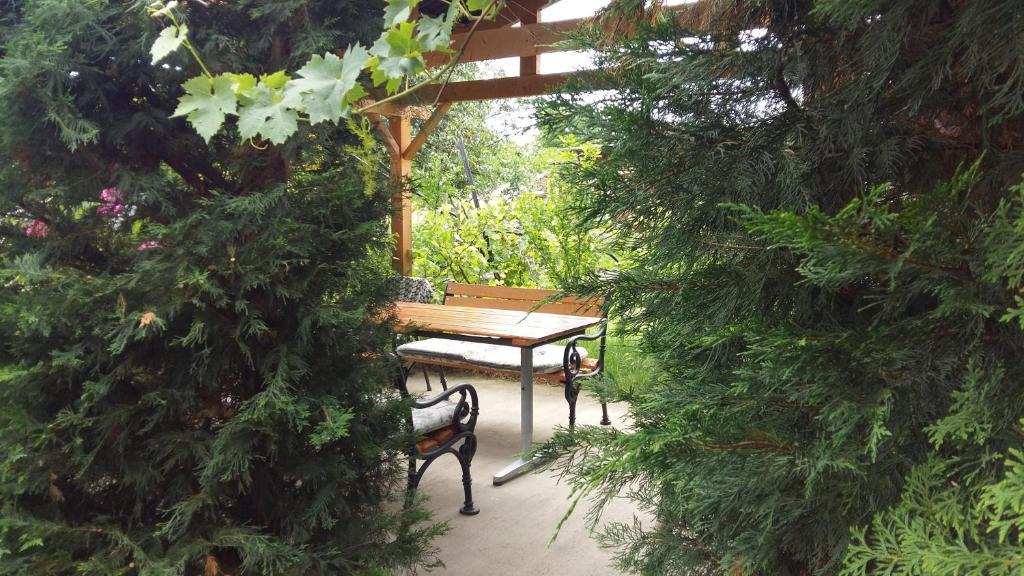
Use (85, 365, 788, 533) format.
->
(602, 332, 658, 397)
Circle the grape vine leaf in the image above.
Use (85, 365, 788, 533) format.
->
(260, 71, 290, 91)
(368, 22, 425, 94)
(416, 13, 453, 52)
(225, 73, 257, 95)
(383, 0, 420, 27)
(291, 47, 371, 125)
(151, 24, 187, 64)
(149, 1, 179, 18)
(171, 74, 237, 143)
(467, 0, 498, 13)
(237, 81, 301, 145)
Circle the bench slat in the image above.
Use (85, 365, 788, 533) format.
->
(444, 295, 602, 317)
(444, 282, 604, 318)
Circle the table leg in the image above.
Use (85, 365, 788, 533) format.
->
(493, 347, 535, 485)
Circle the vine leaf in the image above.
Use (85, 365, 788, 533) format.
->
(237, 81, 301, 145)
(383, 0, 420, 27)
(151, 24, 188, 64)
(368, 22, 425, 94)
(467, 0, 500, 17)
(225, 73, 258, 95)
(171, 74, 237, 143)
(292, 47, 371, 125)
(416, 13, 453, 52)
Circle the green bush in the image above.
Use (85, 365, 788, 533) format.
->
(411, 109, 619, 290)
(534, 1, 1024, 574)
(0, 1, 438, 573)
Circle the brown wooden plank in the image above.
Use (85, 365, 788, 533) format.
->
(355, 99, 431, 119)
(519, 6, 539, 77)
(393, 308, 559, 331)
(453, 0, 550, 33)
(446, 282, 557, 301)
(446, 282, 601, 304)
(396, 305, 596, 334)
(410, 73, 578, 103)
(394, 302, 601, 346)
(444, 282, 603, 307)
(389, 116, 413, 274)
(444, 296, 603, 317)
(425, 18, 579, 68)
(402, 102, 452, 161)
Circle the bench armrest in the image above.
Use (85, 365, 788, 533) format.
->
(414, 383, 479, 432)
(563, 325, 607, 384)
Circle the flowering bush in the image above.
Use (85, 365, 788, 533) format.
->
(22, 220, 49, 238)
(96, 187, 125, 216)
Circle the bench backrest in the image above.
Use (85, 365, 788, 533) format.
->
(443, 282, 604, 318)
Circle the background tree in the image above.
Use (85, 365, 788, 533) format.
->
(535, 1, 1024, 574)
(0, 1, 442, 574)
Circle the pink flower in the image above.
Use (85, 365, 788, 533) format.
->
(96, 203, 125, 216)
(97, 187, 125, 217)
(137, 241, 163, 251)
(23, 220, 49, 238)
(100, 187, 123, 204)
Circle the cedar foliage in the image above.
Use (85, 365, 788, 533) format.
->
(535, 1, 1024, 574)
(0, 1, 438, 574)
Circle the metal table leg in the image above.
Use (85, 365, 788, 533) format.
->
(493, 347, 535, 485)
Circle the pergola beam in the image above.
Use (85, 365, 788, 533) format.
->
(410, 72, 584, 103)
(455, 0, 549, 32)
(425, 17, 581, 68)
(403, 102, 453, 161)
(356, 99, 431, 119)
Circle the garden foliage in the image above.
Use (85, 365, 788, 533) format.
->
(535, 1, 1024, 574)
(412, 122, 616, 289)
(0, 1, 439, 574)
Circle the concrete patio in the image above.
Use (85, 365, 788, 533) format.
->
(409, 371, 640, 575)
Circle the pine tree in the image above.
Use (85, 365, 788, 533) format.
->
(535, 1, 1024, 574)
(0, 1, 439, 574)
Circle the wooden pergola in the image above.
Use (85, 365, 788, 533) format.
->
(368, 0, 602, 274)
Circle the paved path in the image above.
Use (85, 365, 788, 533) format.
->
(413, 372, 641, 575)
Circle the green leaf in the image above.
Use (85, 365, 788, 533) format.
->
(237, 82, 300, 145)
(151, 24, 187, 64)
(370, 55, 422, 94)
(171, 74, 238, 142)
(148, 1, 179, 18)
(383, 0, 420, 27)
(467, 0, 498, 17)
(260, 70, 290, 90)
(416, 13, 453, 52)
(225, 73, 258, 96)
(386, 21, 422, 56)
(291, 47, 370, 125)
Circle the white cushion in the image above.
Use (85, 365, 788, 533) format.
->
(412, 400, 459, 434)
(397, 338, 587, 374)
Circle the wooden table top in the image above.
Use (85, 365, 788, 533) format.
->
(394, 302, 603, 347)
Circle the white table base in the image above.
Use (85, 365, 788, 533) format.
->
(493, 347, 536, 485)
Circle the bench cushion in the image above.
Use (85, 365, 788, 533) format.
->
(412, 400, 459, 434)
(397, 338, 588, 374)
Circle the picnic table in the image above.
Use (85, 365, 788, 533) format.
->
(394, 301, 604, 484)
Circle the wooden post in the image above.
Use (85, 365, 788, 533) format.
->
(517, 6, 539, 76)
(389, 115, 413, 274)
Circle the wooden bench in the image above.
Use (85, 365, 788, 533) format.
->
(397, 282, 610, 427)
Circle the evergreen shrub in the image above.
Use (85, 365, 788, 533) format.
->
(0, 1, 438, 573)
(536, 1, 1024, 574)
